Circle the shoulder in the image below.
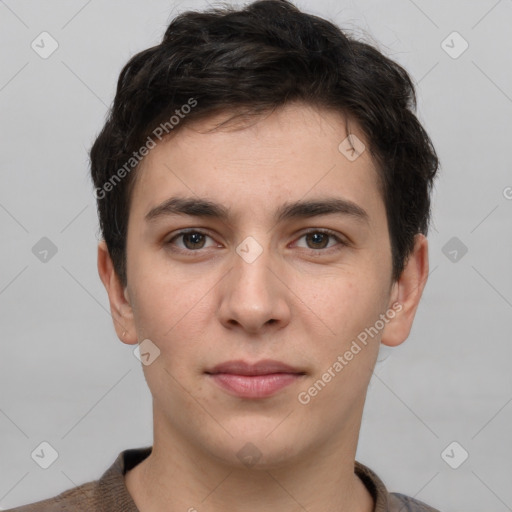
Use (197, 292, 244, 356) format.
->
(3, 446, 149, 512)
(389, 491, 442, 512)
(2, 480, 97, 512)
(354, 460, 442, 512)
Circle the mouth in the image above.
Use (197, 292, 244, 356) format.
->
(205, 359, 306, 399)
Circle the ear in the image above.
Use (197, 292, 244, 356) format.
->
(381, 234, 429, 347)
(97, 240, 137, 345)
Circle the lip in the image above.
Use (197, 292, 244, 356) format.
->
(206, 359, 304, 376)
(205, 359, 306, 399)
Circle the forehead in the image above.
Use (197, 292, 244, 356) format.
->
(129, 102, 384, 223)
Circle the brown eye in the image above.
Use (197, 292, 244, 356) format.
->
(167, 230, 216, 252)
(182, 232, 206, 250)
(305, 232, 330, 249)
(295, 229, 345, 252)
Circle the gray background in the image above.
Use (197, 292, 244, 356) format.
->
(1, 0, 511, 510)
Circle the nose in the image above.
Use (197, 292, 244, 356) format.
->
(217, 243, 291, 335)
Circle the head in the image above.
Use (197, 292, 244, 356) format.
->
(93, 0, 438, 468)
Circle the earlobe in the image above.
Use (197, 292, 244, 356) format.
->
(97, 240, 138, 345)
(381, 234, 429, 348)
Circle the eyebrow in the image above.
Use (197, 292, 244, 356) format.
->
(145, 195, 369, 225)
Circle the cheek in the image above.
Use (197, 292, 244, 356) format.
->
(295, 265, 388, 337)
(130, 277, 211, 409)
(129, 266, 214, 358)
(293, 273, 386, 419)
(290, 269, 389, 401)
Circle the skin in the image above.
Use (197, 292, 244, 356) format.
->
(98, 102, 429, 512)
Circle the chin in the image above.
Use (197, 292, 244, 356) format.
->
(202, 428, 306, 470)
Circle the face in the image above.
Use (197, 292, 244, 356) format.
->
(115, 102, 406, 468)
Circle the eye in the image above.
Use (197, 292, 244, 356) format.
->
(294, 229, 346, 252)
(165, 228, 347, 254)
(166, 229, 218, 251)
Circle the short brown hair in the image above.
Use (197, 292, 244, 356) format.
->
(90, 0, 439, 287)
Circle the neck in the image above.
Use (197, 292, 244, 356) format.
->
(125, 409, 374, 512)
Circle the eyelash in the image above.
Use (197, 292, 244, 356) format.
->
(165, 228, 348, 255)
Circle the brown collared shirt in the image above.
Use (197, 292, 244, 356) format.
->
(5, 446, 441, 511)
